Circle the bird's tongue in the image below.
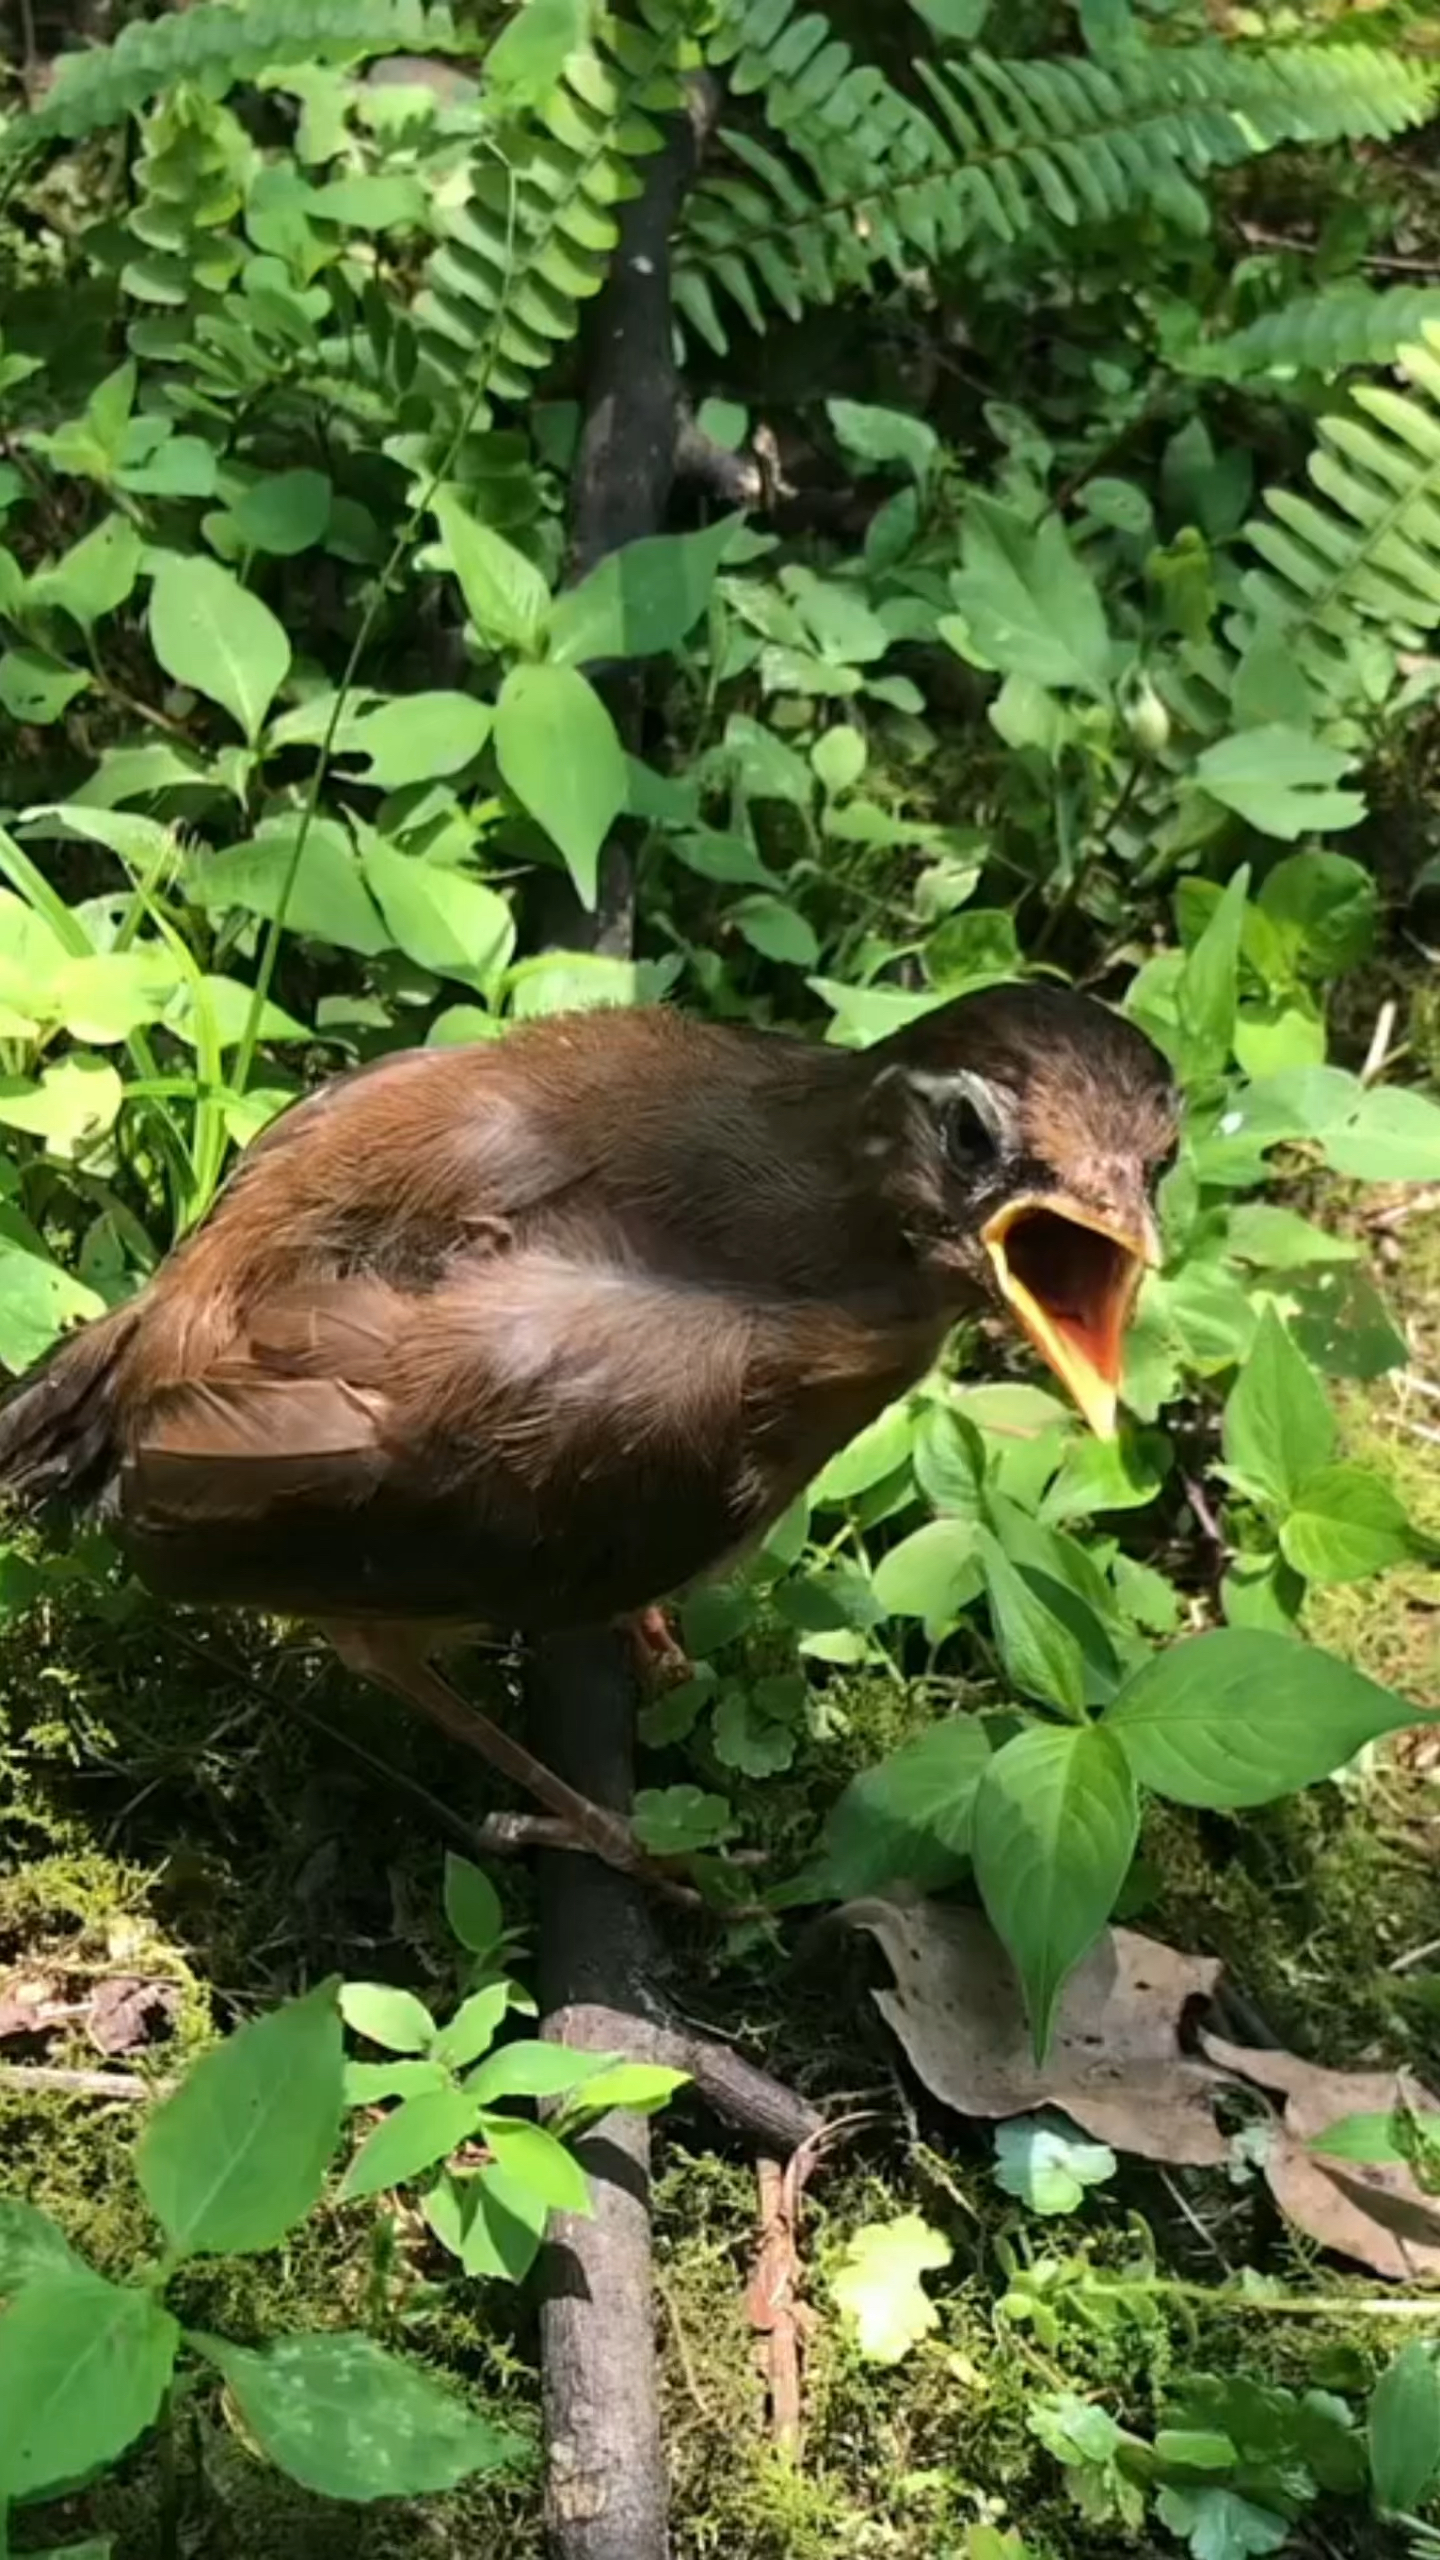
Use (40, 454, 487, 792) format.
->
(982, 1203, 1145, 1439)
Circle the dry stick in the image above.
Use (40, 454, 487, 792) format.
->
(527, 81, 724, 2560)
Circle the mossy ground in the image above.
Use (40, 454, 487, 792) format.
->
(4, 1197, 1439, 2560)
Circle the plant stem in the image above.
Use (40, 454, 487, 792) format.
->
(227, 160, 521, 1152)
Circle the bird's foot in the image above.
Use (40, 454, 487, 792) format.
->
(628, 1603, 694, 1691)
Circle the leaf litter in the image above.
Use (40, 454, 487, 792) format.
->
(840, 1893, 1440, 2275)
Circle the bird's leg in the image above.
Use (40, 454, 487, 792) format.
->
(322, 1620, 698, 1906)
(628, 1602, 693, 1690)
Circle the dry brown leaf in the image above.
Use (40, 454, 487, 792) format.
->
(0, 1973, 75, 2042)
(87, 1976, 180, 2058)
(1202, 2032, 1440, 2281)
(839, 1896, 1228, 2166)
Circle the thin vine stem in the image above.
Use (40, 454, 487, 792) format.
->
(224, 156, 520, 1183)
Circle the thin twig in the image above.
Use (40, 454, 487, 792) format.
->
(656, 2272, 714, 2423)
(1235, 222, 1440, 278)
(0, 2061, 150, 2100)
(1361, 999, 1399, 1087)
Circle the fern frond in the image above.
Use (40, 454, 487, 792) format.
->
(1183, 284, 1440, 381)
(680, 18, 1440, 346)
(414, 0, 695, 407)
(1240, 321, 1440, 677)
(10, 0, 477, 150)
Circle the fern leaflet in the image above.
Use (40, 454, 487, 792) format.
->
(1241, 321, 1440, 681)
(9, 0, 477, 151)
(414, 0, 697, 407)
(680, 13, 1440, 348)
(1183, 284, 1440, 381)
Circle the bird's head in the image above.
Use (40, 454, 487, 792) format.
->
(865, 982, 1178, 1437)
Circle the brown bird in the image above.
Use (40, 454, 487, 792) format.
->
(0, 984, 1175, 1875)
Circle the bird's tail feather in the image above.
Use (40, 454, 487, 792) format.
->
(0, 1306, 140, 1517)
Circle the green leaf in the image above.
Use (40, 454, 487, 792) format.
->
(341, 2088, 482, 2201)
(978, 1531, 1089, 1715)
(443, 1853, 504, 1958)
(553, 2063, 689, 2127)
(1369, 2342, 1440, 2515)
(811, 1402, 914, 1503)
(713, 1680, 800, 1776)
(992, 2113, 1117, 2214)
(1105, 1629, 1423, 1808)
(195, 2331, 527, 2498)
(494, 662, 625, 907)
(1233, 997, 1325, 1079)
(360, 839, 513, 991)
(1156, 2486, 1289, 2560)
(972, 1722, 1138, 2051)
(0, 1208, 105, 1369)
(486, 0, 589, 108)
(433, 494, 549, 655)
(426, 2160, 549, 2281)
(730, 893, 819, 967)
(1322, 1085, 1440, 1181)
(50, 949, 181, 1044)
(32, 513, 142, 632)
(0, 1055, 123, 1156)
(811, 1717, 991, 1898)
(0, 2271, 179, 2500)
(1177, 865, 1249, 1081)
(465, 2043, 621, 2107)
(149, 556, 290, 744)
(0, 646, 89, 723)
(1040, 1429, 1169, 1525)
(1280, 1462, 1420, 1583)
(1231, 620, 1315, 730)
(946, 497, 1110, 696)
(1221, 1303, 1335, 1507)
(190, 822, 386, 955)
(548, 518, 737, 666)
(344, 2060, 450, 2106)
(1259, 849, 1376, 976)
(137, 1979, 344, 2257)
(1310, 2108, 1440, 2164)
(339, 1983, 437, 2055)
(912, 1405, 986, 1516)
(811, 724, 867, 795)
(827, 399, 938, 485)
(227, 468, 332, 556)
(329, 693, 493, 789)
(630, 1785, 734, 1857)
(676, 1576, 753, 1658)
(431, 1983, 511, 2072)
(1192, 726, 1365, 841)
(479, 2116, 592, 2216)
(871, 1519, 982, 1634)
(832, 2214, 950, 2364)
(1225, 1203, 1358, 1269)
(0, 2198, 88, 2293)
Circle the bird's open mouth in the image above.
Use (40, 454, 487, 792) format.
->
(982, 1195, 1155, 1439)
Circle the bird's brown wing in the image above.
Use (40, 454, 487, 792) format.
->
(117, 1257, 769, 1624)
(117, 1252, 940, 1627)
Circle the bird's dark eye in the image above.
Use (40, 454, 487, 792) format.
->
(945, 1091, 999, 1172)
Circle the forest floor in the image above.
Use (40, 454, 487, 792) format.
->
(2, 1180, 1438, 2560)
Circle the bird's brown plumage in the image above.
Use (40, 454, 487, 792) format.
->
(0, 988, 1176, 1640)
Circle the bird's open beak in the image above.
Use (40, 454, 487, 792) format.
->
(981, 1193, 1159, 1439)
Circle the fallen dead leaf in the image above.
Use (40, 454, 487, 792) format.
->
(0, 1973, 78, 2041)
(837, 1893, 1440, 2279)
(87, 1976, 181, 2058)
(1202, 2033, 1440, 2282)
(838, 1896, 1228, 2166)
